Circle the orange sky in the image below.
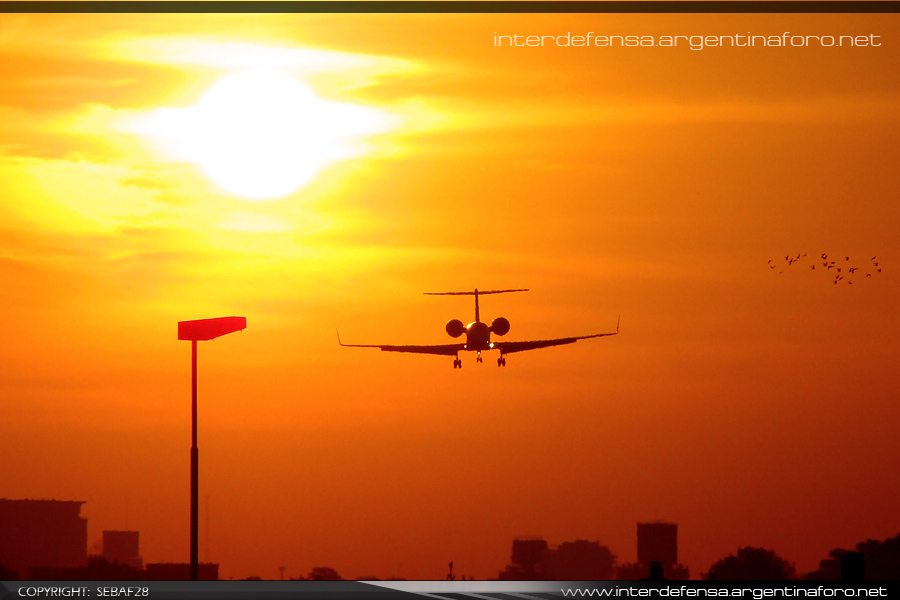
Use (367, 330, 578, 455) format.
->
(1, 10, 899, 580)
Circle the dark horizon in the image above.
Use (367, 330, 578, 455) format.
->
(2, 499, 899, 581)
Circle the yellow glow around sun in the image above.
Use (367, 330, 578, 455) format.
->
(129, 70, 393, 199)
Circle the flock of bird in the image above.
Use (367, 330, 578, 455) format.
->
(768, 253, 883, 284)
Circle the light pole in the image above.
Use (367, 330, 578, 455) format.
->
(177, 316, 247, 581)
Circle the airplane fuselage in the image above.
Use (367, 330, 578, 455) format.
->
(464, 321, 492, 351)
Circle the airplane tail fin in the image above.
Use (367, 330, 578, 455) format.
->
(424, 288, 529, 323)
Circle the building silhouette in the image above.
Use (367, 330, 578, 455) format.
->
(0, 499, 88, 579)
(499, 538, 550, 579)
(499, 538, 617, 580)
(618, 522, 689, 579)
(102, 531, 142, 570)
(637, 522, 678, 569)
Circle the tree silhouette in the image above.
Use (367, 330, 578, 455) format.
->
(551, 540, 617, 580)
(804, 533, 900, 580)
(803, 548, 846, 580)
(307, 566, 341, 580)
(704, 547, 796, 580)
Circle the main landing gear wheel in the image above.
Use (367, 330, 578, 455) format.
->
(476, 353, 483, 363)
(453, 358, 462, 369)
(497, 357, 507, 367)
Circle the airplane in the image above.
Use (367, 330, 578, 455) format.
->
(338, 288, 619, 368)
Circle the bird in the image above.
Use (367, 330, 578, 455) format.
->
(845, 257, 850, 261)
(811, 265, 815, 270)
(867, 274, 872, 277)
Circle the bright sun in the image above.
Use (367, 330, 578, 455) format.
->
(137, 70, 390, 199)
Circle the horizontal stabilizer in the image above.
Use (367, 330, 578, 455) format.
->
(424, 288, 528, 296)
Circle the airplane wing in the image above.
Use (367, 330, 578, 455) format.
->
(493, 318, 619, 355)
(338, 331, 465, 356)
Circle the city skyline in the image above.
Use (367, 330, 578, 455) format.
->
(3, 499, 894, 581)
(1, 10, 898, 580)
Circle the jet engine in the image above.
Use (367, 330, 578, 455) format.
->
(490, 317, 510, 336)
(445, 319, 465, 338)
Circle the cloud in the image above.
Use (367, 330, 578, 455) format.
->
(103, 36, 419, 80)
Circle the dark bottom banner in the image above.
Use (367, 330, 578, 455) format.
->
(2, 581, 898, 600)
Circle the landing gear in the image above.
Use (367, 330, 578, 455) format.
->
(453, 358, 462, 369)
(476, 351, 483, 364)
(497, 356, 506, 367)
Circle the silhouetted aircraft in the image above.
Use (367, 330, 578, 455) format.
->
(338, 288, 618, 368)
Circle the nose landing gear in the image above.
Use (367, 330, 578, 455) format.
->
(453, 358, 462, 369)
(476, 351, 483, 364)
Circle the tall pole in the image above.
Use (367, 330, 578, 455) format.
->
(178, 316, 246, 582)
(190, 340, 199, 581)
